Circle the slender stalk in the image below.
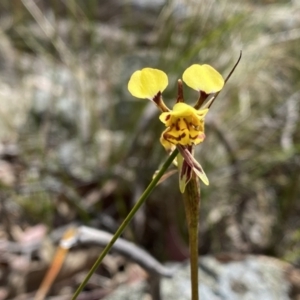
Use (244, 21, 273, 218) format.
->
(72, 149, 178, 300)
(183, 173, 200, 300)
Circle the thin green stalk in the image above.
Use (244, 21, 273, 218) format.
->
(183, 173, 200, 300)
(72, 149, 178, 300)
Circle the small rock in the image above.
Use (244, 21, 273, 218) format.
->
(104, 255, 292, 300)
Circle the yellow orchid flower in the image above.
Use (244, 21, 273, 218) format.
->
(127, 64, 224, 192)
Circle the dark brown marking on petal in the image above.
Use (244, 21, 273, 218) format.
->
(184, 119, 190, 129)
(165, 114, 171, 121)
(189, 134, 198, 140)
(176, 119, 180, 131)
(164, 133, 180, 142)
(165, 134, 181, 142)
(164, 131, 187, 143)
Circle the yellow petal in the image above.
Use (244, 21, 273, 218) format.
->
(197, 108, 209, 118)
(172, 102, 197, 115)
(159, 112, 171, 125)
(128, 68, 168, 100)
(182, 64, 224, 94)
(189, 129, 205, 145)
(160, 132, 175, 152)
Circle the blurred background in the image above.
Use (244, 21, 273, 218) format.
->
(0, 0, 300, 298)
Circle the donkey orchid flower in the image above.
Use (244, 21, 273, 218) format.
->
(128, 64, 224, 192)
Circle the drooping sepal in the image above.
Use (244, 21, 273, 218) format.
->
(178, 153, 193, 193)
(177, 145, 209, 186)
(190, 157, 209, 186)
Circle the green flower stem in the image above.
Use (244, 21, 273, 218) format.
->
(72, 149, 178, 300)
(183, 173, 201, 300)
